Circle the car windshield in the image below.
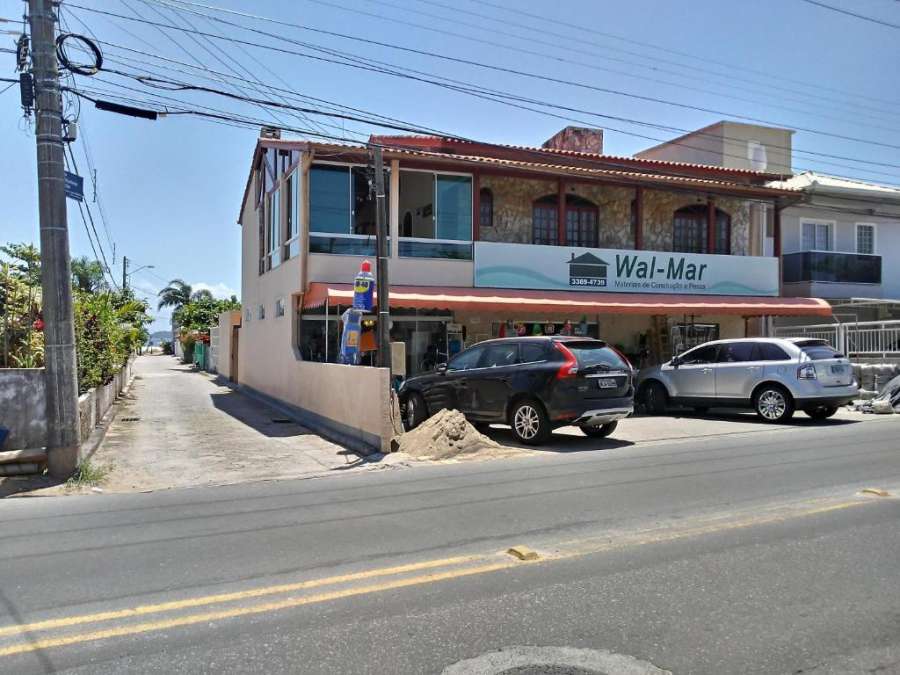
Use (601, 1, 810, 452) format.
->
(564, 342, 629, 371)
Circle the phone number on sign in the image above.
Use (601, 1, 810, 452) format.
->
(569, 277, 607, 287)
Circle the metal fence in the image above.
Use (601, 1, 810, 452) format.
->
(775, 320, 900, 358)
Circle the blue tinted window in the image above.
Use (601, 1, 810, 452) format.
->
(436, 175, 472, 241)
(310, 166, 350, 234)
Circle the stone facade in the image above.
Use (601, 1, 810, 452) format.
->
(479, 177, 752, 255)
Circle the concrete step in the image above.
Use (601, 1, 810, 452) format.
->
(0, 448, 48, 465)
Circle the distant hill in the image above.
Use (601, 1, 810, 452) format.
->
(148, 330, 173, 345)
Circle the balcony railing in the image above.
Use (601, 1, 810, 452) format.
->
(782, 251, 881, 285)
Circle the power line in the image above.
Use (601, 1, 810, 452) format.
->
(799, 0, 900, 29)
(359, 0, 900, 128)
(73, 1, 900, 154)
(64, 142, 119, 288)
(67, 86, 900, 203)
(67, 21, 900, 182)
(471, 0, 900, 108)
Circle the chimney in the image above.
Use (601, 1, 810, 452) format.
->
(542, 126, 603, 155)
(260, 126, 281, 139)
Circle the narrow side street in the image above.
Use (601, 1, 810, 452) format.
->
(91, 355, 370, 492)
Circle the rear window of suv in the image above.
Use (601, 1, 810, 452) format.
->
(564, 342, 629, 371)
(797, 340, 842, 360)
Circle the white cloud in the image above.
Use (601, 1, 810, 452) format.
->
(191, 281, 239, 300)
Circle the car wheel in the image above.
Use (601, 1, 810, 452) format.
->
(754, 385, 794, 423)
(641, 381, 668, 415)
(806, 405, 838, 421)
(509, 399, 551, 445)
(580, 421, 618, 438)
(403, 392, 428, 431)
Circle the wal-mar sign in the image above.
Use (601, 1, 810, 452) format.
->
(474, 241, 779, 297)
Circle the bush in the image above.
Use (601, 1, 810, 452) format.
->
(74, 290, 150, 393)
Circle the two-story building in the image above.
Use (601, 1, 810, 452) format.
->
(769, 171, 900, 319)
(638, 120, 900, 322)
(227, 126, 830, 410)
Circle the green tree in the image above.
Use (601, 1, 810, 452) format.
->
(156, 279, 194, 312)
(70, 256, 107, 293)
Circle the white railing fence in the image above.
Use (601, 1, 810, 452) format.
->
(775, 320, 900, 358)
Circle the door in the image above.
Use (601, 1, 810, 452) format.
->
(426, 345, 486, 414)
(468, 342, 520, 421)
(664, 343, 718, 399)
(230, 326, 240, 383)
(714, 341, 762, 401)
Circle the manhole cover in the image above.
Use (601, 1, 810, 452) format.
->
(442, 647, 670, 675)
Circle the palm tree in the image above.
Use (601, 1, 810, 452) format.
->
(190, 289, 214, 302)
(157, 279, 193, 311)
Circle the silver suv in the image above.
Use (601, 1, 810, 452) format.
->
(636, 338, 858, 422)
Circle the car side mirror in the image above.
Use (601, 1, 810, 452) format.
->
(670, 356, 681, 368)
(436, 362, 448, 374)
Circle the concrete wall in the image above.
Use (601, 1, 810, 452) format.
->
(0, 369, 46, 450)
(636, 122, 793, 175)
(240, 170, 393, 453)
(781, 203, 900, 300)
(216, 310, 242, 380)
(0, 358, 134, 451)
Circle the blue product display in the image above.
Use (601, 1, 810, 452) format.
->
(339, 308, 363, 365)
(353, 259, 375, 311)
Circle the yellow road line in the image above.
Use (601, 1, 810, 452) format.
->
(0, 554, 479, 638)
(0, 561, 516, 658)
(0, 497, 877, 658)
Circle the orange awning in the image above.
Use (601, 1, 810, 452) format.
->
(302, 283, 832, 318)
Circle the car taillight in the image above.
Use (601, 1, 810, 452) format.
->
(553, 342, 579, 380)
(797, 363, 817, 379)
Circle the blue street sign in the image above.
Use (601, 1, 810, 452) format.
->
(65, 171, 84, 202)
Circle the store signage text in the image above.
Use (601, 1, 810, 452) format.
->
(474, 242, 779, 297)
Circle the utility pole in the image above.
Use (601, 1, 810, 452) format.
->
(372, 145, 391, 370)
(28, 0, 80, 476)
(122, 255, 128, 291)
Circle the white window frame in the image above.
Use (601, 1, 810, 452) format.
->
(308, 161, 390, 241)
(799, 218, 835, 252)
(855, 222, 877, 255)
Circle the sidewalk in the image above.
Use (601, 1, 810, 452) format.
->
(83, 355, 387, 492)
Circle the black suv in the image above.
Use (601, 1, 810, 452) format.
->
(399, 336, 634, 445)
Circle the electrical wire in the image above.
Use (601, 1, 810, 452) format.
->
(469, 0, 900, 108)
(64, 142, 119, 288)
(79, 27, 900, 183)
(799, 0, 900, 30)
(68, 2, 900, 156)
(346, 0, 900, 127)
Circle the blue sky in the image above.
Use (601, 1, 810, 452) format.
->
(3, 0, 899, 331)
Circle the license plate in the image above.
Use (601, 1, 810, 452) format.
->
(830, 365, 845, 374)
(598, 378, 617, 389)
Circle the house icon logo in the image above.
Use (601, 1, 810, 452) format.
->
(567, 251, 609, 288)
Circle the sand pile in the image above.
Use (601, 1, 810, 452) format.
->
(394, 408, 517, 461)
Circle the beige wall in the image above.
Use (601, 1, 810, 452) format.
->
(216, 310, 241, 379)
(636, 122, 793, 175)
(308, 253, 473, 287)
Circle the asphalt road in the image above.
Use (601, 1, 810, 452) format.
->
(1, 416, 899, 674)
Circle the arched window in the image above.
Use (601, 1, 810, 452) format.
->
(532, 194, 599, 247)
(479, 188, 493, 229)
(673, 205, 731, 254)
